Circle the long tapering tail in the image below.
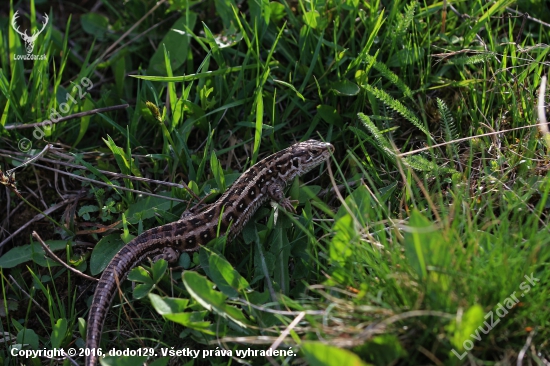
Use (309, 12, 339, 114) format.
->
(85, 229, 176, 366)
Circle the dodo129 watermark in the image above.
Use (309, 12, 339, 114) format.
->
(18, 77, 94, 152)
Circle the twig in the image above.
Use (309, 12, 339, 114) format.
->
(317, 180, 358, 197)
(232, 299, 325, 316)
(98, 0, 166, 61)
(1, 150, 203, 205)
(517, 329, 536, 366)
(506, 7, 550, 28)
(60, 349, 80, 366)
(0, 192, 84, 249)
(114, 12, 179, 60)
(0, 143, 52, 199)
(397, 121, 550, 157)
(269, 312, 305, 351)
(32, 231, 98, 282)
(5, 144, 53, 174)
(3, 151, 187, 190)
(8, 275, 50, 317)
(418, 346, 445, 366)
(4, 104, 129, 130)
(537, 75, 549, 149)
(7, 161, 188, 204)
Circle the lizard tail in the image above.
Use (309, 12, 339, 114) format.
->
(85, 229, 174, 366)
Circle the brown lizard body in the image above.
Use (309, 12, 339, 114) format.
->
(85, 139, 334, 366)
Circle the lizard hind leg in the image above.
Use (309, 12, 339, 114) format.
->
(152, 246, 180, 263)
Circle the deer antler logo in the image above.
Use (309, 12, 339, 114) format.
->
(11, 11, 49, 54)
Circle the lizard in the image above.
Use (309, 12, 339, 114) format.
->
(85, 139, 334, 366)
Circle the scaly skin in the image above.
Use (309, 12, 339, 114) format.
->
(85, 140, 334, 366)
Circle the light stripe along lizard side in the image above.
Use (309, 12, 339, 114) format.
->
(85, 139, 334, 366)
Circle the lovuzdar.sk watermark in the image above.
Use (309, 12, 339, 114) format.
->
(11, 10, 48, 60)
(451, 272, 540, 360)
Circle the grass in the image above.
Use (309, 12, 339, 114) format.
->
(0, 0, 549, 365)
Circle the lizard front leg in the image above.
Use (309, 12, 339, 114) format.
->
(267, 182, 298, 213)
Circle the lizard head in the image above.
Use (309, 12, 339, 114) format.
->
(282, 139, 334, 180)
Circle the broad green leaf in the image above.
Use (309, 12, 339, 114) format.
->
(330, 214, 356, 264)
(149, 293, 189, 314)
(303, 10, 322, 29)
(210, 151, 226, 192)
(446, 304, 485, 351)
(0, 240, 68, 268)
(150, 294, 212, 332)
(127, 266, 153, 284)
(81, 13, 109, 40)
(128, 265, 158, 299)
(214, 0, 237, 29)
(301, 342, 371, 366)
(179, 252, 191, 269)
(78, 318, 86, 339)
(112, 53, 126, 98)
(403, 210, 430, 280)
(50, 318, 67, 349)
(403, 210, 451, 288)
(152, 259, 168, 281)
(207, 249, 250, 297)
(182, 271, 250, 327)
(353, 335, 407, 366)
(90, 234, 125, 275)
(149, 14, 197, 75)
(332, 80, 360, 96)
(183, 271, 227, 308)
(124, 194, 180, 223)
(269, 2, 285, 22)
(316, 105, 342, 125)
(0, 298, 18, 317)
(163, 312, 214, 333)
(16, 329, 39, 349)
(73, 97, 94, 147)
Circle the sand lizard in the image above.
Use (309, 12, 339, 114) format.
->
(85, 139, 334, 366)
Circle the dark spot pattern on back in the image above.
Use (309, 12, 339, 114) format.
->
(221, 195, 235, 206)
(86, 139, 334, 366)
(185, 235, 197, 248)
(174, 224, 189, 238)
(200, 230, 211, 243)
(275, 157, 286, 168)
(189, 217, 202, 226)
